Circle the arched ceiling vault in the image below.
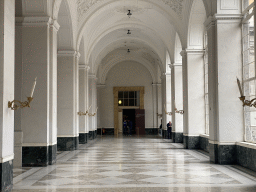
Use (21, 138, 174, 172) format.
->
(53, 0, 210, 76)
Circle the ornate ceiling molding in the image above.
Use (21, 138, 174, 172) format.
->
(77, 0, 103, 22)
(161, 0, 184, 19)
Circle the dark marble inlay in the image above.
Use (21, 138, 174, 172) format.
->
(218, 145, 236, 165)
(209, 143, 236, 165)
(145, 128, 158, 135)
(237, 145, 256, 171)
(0, 160, 13, 192)
(97, 128, 115, 135)
(89, 131, 93, 140)
(162, 130, 167, 139)
(79, 133, 87, 144)
(57, 137, 79, 151)
(209, 143, 218, 164)
(48, 144, 57, 165)
(173, 132, 183, 143)
(22, 146, 48, 167)
(183, 135, 200, 149)
(199, 136, 209, 152)
(94, 130, 97, 138)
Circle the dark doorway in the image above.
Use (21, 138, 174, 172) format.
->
(123, 109, 135, 135)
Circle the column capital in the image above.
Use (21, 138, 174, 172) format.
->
(50, 19, 60, 31)
(97, 84, 106, 88)
(79, 64, 90, 71)
(160, 73, 166, 79)
(180, 49, 205, 57)
(57, 50, 79, 57)
(16, 16, 53, 27)
(89, 73, 98, 81)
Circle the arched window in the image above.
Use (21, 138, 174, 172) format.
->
(242, 0, 255, 143)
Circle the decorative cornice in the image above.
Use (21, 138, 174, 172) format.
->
(204, 14, 243, 28)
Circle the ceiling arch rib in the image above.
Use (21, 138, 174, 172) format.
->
(92, 37, 164, 75)
(99, 54, 158, 85)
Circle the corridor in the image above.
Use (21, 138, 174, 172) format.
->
(12, 136, 256, 192)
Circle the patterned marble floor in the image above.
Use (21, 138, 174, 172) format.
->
(12, 136, 256, 192)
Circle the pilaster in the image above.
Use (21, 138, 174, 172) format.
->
(57, 50, 80, 151)
(0, 0, 15, 190)
(181, 49, 205, 149)
(15, 16, 58, 166)
(205, 14, 243, 164)
(79, 64, 90, 144)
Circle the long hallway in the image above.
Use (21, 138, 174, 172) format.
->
(12, 136, 256, 192)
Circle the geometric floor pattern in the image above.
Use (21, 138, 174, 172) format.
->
(12, 136, 256, 192)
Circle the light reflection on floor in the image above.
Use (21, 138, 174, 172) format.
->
(12, 135, 256, 192)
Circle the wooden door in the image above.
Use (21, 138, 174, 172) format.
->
(135, 109, 145, 135)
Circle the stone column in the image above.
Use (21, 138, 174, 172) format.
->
(79, 65, 90, 144)
(48, 20, 60, 165)
(0, 0, 15, 190)
(181, 49, 205, 149)
(173, 64, 183, 143)
(57, 51, 80, 151)
(206, 14, 243, 164)
(161, 74, 167, 138)
(165, 72, 172, 139)
(156, 83, 162, 130)
(15, 17, 58, 166)
(88, 74, 97, 139)
(152, 84, 158, 133)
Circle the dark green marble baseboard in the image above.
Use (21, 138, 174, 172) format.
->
(183, 135, 200, 149)
(0, 160, 13, 192)
(172, 132, 183, 143)
(209, 143, 236, 165)
(79, 133, 88, 144)
(57, 137, 79, 151)
(199, 136, 209, 152)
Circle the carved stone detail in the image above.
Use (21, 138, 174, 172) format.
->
(161, 0, 184, 19)
(77, 0, 103, 21)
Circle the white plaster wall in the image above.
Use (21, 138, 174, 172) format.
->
(99, 61, 153, 128)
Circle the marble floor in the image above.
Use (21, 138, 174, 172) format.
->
(12, 136, 256, 192)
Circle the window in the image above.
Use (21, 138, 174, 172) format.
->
(243, 0, 256, 143)
(118, 91, 140, 106)
(204, 31, 209, 135)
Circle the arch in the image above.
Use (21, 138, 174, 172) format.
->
(174, 33, 182, 64)
(75, 0, 187, 51)
(79, 36, 85, 65)
(52, 0, 62, 20)
(57, 0, 75, 50)
(84, 22, 168, 66)
(187, 0, 207, 49)
(100, 57, 157, 85)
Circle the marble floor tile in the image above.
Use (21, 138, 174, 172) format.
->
(12, 135, 256, 191)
